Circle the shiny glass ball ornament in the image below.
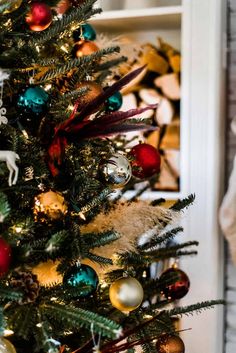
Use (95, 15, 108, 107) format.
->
(156, 334, 185, 353)
(63, 264, 99, 297)
(34, 190, 68, 221)
(109, 277, 144, 312)
(73, 23, 97, 42)
(0, 237, 11, 277)
(1, 0, 22, 14)
(99, 153, 132, 188)
(106, 91, 123, 112)
(0, 338, 16, 353)
(159, 268, 190, 300)
(16, 86, 50, 119)
(26, 3, 52, 32)
(129, 143, 161, 179)
(72, 40, 99, 58)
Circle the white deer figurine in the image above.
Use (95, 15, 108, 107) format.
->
(0, 150, 20, 186)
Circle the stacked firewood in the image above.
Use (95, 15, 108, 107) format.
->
(118, 38, 181, 191)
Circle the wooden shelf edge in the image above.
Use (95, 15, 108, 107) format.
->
(91, 6, 183, 22)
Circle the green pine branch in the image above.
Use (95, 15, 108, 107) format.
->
(170, 194, 196, 212)
(43, 303, 122, 339)
(0, 192, 10, 222)
(139, 227, 184, 251)
(166, 300, 225, 317)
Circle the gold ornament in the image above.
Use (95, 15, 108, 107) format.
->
(73, 40, 99, 58)
(32, 260, 63, 286)
(1, 0, 22, 14)
(0, 338, 16, 353)
(156, 334, 185, 353)
(109, 277, 144, 312)
(34, 190, 68, 221)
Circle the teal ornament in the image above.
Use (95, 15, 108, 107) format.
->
(63, 264, 99, 297)
(16, 86, 49, 118)
(106, 91, 123, 112)
(73, 23, 97, 42)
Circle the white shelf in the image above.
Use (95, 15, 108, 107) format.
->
(91, 6, 182, 31)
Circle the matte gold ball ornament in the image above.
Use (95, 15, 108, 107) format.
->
(156, 334, 185, 353)
(0, 338, 17, 353)
(34, 190, 68, 221)
(1, 0, 22, 14)
(109, 277, 144, 312)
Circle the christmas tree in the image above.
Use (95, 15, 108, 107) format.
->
(0, 1, 222, 353)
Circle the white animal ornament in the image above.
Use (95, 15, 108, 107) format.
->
(0, 151, 19, 186)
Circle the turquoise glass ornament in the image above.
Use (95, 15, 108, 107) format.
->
(106, 91, 123, 112)
(73, 23, 97, 42)
(63, 264, 99, 297)
(16, 86, 49, 118)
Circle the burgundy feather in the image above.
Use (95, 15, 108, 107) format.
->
(70, 65, 146, 126)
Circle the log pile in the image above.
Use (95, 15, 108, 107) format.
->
(120, 38, 181, 191)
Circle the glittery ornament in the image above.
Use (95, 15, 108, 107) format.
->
(73, 23, 97, 42)
(72, 40, 99, 58)
(159, 268, 190, 300)
(0, 338, 16, 353)
(63, 264, 98, 297)
(129, 143, 161, 179)
(99, 153, 132, 188)
(109, 277, 144, 312)
(0, 237, 11, 277)
(16, 86, 50, 119)
(26, 3, 52, 32)
(156, 334, 185, 353)
(34, 190, 68, 221)
(105, 91, 123, 112)
(1, 0, 22, 14)
(32, 260, 62, 286)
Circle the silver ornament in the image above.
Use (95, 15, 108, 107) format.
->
(99, 153, 131, 188)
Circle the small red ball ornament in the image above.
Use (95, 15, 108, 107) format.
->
(26, 3, 53, 32)
(0, 237, 11, 277)
(159, 268, 190, 300)
(129, 143, 161, 179)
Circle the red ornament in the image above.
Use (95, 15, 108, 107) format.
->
(0, 237, 11, 277)
(26, 3, 53, 32)
(159, 268, 190, 300)
(129, 143, 161, 179)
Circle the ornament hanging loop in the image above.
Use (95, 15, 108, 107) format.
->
(91, 323, 101, 353)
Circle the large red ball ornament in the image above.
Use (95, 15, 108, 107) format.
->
(0, 237, 11, 277)
(129, 143, 161, 179)
(26, 3, 53, 32)
(159, 268, 190, 300)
